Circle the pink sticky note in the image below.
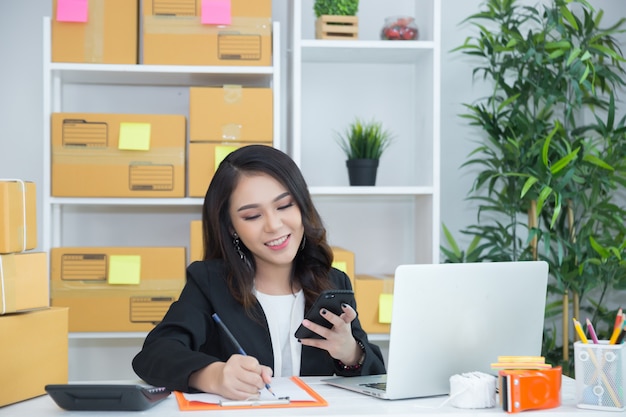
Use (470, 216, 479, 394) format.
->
(56, 0, 89, 23)
(201, 0, 231, 25)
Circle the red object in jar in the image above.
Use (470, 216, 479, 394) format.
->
(381, 16, 418, 41)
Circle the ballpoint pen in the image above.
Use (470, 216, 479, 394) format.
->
(212, 313, 276, 397)
(585, 318, 599, 344)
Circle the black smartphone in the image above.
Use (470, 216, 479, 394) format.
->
(294, 289, 355, 339)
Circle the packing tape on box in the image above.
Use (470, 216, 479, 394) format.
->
(0, 255, 5, 314)
(448, 372, 497, 409)
(0, 254, 16, 314)
(52, 146, 184, 165)
(143, 16, 271, 35)
(83, 0, 104, 63)
(0, 179, 28, 252)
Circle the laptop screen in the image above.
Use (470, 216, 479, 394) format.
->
(384, 261, 548, 398)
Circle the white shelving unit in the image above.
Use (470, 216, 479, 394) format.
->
(42, 17, 281, 380)
(289, 0, 441, 277)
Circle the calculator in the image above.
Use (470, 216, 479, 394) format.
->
(45, 384, 171, 411)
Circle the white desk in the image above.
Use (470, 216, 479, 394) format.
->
(0, 377, 612, 416)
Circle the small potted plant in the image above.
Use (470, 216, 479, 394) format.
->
(336, 117, 394, 186)
(313, 0, 359, 40)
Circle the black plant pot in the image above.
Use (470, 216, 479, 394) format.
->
(346, 159, 379, 186)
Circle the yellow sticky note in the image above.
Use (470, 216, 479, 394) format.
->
(332, 261, 347, 273)
(118, 123, 151, 150)
(214, 145, 238, 172)
(378, 293, 393, 323)
(108, 255, 141, 285)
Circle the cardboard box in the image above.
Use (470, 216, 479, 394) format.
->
(188, 142, 272, 197)
(0, 180, 37, 253)
(142, 0, 272, 66)
(189, 86, 273, 143)
(52, 0, 138, 64)
(354, 274, 394, 334)
(0, 252, 49, 314)
(50, 247, 186, 332)
(0, 307, 69, 406)
(51, 113, 186, 197)
(190, 220, 203, 263)
(331, 246, 355, 288)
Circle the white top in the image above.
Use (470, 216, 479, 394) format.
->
(255, 289, 304, 377)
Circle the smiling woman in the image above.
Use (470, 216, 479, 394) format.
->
(131, 145, 386, 401)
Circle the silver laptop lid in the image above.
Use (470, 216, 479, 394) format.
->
(384, 261, 548, 399)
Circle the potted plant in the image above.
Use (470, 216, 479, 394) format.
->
(336, 117, 394, 186)
(446, 0, 626, 374)
(313, 0, 359, 40)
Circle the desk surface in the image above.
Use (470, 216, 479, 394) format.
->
(0, 377, 612, 416)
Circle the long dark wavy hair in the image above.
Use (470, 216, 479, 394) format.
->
(202, 145, 334, 312)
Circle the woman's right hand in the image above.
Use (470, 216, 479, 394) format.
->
(189, 354, 273, 400)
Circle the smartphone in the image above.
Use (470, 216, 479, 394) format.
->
(294, 289, 355, 339)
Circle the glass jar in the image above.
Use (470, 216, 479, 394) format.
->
(381, 16, 418, 41)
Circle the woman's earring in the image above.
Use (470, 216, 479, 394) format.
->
(233, 232, 252, 268)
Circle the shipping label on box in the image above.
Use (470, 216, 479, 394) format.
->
(0, 307, 69, 406)
(0, 180, 37, 253)
(51, 113, 186, 197)
(52, 0, 138, 64)
(50, 247, 186, 332)
(0, 252, 49, 314)
(189, 86, 273, 142)
(142, 0, 272, 66)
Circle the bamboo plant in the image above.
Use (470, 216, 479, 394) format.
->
(447, 0, 626, 374)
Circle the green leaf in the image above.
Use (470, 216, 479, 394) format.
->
(550, 148, 580, 174)
(521, 176, 539, 198)
(560, 6, 579, 30)
(442, 224, 461, 258)
(536, 186, 553, 216)
(566, 47, 581, 66)
(583, 154, 614, 171)
(589, 236, 609, 258)
(542, 124, 560, 167)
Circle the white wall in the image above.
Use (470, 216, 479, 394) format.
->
(1, 0, 625, 380)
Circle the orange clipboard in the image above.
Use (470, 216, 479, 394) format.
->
(174, 376, 328, 411)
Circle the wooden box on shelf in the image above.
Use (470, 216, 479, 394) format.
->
(315, 15, 358, 40)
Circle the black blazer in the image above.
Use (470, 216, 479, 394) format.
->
(132, 260, 386, 392)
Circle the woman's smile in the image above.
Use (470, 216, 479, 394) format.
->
(266, 234, 290, 249)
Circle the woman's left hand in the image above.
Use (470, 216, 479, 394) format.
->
(298, 303, 362, 365)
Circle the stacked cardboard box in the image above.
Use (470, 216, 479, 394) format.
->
(51, 0, 273, 67)
(141, 0, 272, 66)
(355, 274, 394, 334)
(51, 113, 186, 198)
(0, 180, 69, 406)
(50, 247, 187, 332)
(51, 0, 138, 64)
(187, 86, 274, 197)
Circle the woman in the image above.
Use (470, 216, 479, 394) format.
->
(132, 145, 385, 400)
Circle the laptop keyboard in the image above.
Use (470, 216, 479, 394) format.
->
(360, 382, 387, 391)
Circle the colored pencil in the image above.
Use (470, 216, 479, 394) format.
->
(586, 318, 599, 344)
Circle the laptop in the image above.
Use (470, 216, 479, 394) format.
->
(323, 261, 549, 400)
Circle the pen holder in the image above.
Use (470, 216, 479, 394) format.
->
(574, 341, 625, 411)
